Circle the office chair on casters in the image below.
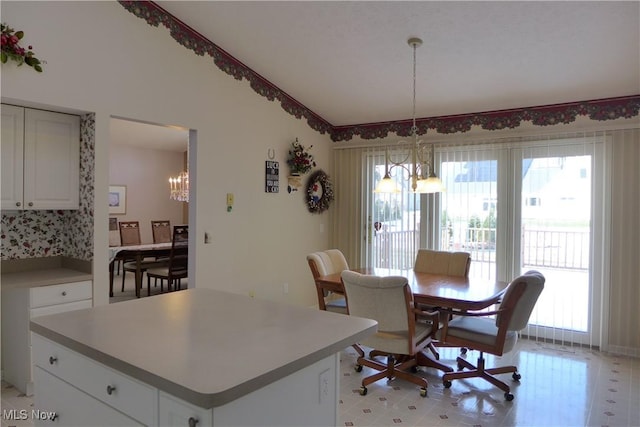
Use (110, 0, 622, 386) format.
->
(306, 249, 349, 314)
(341, 270, 441, 398)
(413, 249, 472, 360)
(438, 270, 545, 401)
(307, 250, 365, 358)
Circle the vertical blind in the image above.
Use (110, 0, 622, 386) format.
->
(332, 128, 640, 356)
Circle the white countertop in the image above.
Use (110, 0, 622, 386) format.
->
(30, 288, 377, 408)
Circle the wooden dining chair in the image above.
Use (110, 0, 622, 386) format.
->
(119, 221, 149, 292)
(151, 220, 171, 244)
(146, 225, 189, 294)
(108, 218, 122, 275)
(119, 221, 142, 246)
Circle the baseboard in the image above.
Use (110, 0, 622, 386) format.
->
(607, 345, 640, 358)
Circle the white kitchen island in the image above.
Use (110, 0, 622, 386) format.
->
(30, 288, 377, 426)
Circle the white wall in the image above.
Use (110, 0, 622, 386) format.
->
(1, 1, 332, 307)
(109, 144, 185, 244)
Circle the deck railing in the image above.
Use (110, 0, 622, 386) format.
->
(373, 227, 589, 271)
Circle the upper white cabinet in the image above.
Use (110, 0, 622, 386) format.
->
(1, 105, 80, 210)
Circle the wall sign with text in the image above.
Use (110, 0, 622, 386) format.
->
(265, 161, 279, 193)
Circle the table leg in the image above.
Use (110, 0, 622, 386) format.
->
(109, 260, 115, 297)
(135, 254, 142, 298)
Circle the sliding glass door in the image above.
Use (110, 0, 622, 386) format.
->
(368, 159, 421, 270)
(512, 143, 601, 346)
(426, 138, 603, 346)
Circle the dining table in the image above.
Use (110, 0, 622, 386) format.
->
(108, 242, 173, 298)
(315, 267, 510, 373)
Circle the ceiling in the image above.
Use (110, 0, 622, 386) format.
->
(110, 117, 188, 152)
(113, 1, 639, 149)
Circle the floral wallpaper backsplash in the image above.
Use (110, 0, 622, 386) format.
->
(1, 113, 95, 261)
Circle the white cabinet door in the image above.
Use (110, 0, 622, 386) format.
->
(1, 104, 25, 210)
(1, 281, 93, 396)
(23, 108, 80, 210)
(159, 392, 213, 427)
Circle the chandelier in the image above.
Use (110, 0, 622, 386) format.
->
(169, 170, 189, 202)
(375, 37, 445, 194)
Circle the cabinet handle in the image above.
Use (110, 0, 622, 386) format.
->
(61, 291, 67, 296)
(188, 417, 199, 427)
(28, 202, 34, 207)
(106, 385, 116, 395)
(16, 202, 21, 207)
(49, 356, 58, 365)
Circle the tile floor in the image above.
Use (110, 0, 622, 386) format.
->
(3, 339, 639, 426)
(3, 272, 639, 426)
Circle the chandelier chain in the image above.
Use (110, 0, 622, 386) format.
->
(412, 41, 417, 136)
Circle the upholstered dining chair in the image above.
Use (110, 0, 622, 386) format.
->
(341, 270, 440, 397)
(306, 249, 349, 314)
(146, 225, 189, 294)
(414, 249, 472, 359)
(414, 249, 471, 277)
(438, 270, 545, 401)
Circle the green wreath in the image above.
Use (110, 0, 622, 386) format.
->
(306, 170, 334, 213)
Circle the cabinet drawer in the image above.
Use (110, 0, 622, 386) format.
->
(32, 334, 157, 426)
(30, 281, 92, 308)
(30, 299, 92, 319)
(34, 366, 143, 427)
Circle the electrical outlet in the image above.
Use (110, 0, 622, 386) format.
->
(319, 369, 330, 404)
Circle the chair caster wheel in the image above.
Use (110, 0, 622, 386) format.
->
(359, 386, 368, 396)
(505, 392, 514, 401)
(512, 372, 521, 381)
(460, 347, 468, 355)
(420, 387, 427, 397)
(457, 363, 464, 371)
(443, 380, 452, 388)
(355, 364, 363, 373)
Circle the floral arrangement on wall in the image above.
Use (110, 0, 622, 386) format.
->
(1, 23, 44, 72)
(286, 138, 316, 175)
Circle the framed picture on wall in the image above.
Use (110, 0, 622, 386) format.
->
(109, 185, 127, 215)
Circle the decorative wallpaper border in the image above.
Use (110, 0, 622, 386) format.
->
(119, 1, 640, 142)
